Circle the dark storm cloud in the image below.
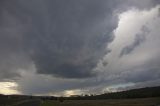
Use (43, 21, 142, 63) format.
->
(0, 0, 159, 95)
(120, 26, 150, 57)
(0, 0, 158, 80)
(26, 0, 118, 78)
(0, 0, 120, 79)
(0, 1, 32, 80)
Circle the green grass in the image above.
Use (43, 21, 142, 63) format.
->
(41, 97, 160, 106)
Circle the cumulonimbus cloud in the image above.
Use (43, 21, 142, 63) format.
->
(0, 0, 119, 79)
(0, 0, 160, 95)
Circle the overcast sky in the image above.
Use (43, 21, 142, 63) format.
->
(0, 0, 160, 96)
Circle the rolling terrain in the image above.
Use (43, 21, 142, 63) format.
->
(0, 86, 160, 106)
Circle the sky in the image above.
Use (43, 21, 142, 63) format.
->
(0, 0, 160, 96)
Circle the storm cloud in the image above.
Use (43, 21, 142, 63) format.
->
(0, 0, 121, 79)
(0, 0, 160, 95)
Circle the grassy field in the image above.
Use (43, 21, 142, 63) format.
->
(40, 97, 160, 106)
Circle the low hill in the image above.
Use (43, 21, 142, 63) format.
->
(0, 86, 160, 101)
(66, 86, 160, 100)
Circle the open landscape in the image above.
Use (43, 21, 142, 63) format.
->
(0, 97, 160, 106)
(0, 86, 160, 106)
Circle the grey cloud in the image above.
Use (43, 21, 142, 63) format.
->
(0, 0, 160, 95)
(123, 68, 160, 83)
(0, 0, 119, 79)
(0, 0, 157, 80)
(19, 0, 118, 78)
(17, 73, 105, 95)
(120, 26, 150, 57)
(0, 5, 31, 80)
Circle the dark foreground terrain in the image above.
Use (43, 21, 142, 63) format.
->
(14, 100, 40, 106)
(0, 98, 40, 106)
(0, 86, 160, 106)
(41, 97, 160, 106)
(0, 97, 160, 106)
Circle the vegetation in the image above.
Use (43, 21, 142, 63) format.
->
(0, 86, 160, 105)
(41, 98, 160, 106)
(0, 95, 32, 105)
(64, 86, 160, 100)
(41, 100, 58, 106)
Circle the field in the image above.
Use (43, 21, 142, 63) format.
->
(40, 97, 160, 106)
(0, 97, 160, 106)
